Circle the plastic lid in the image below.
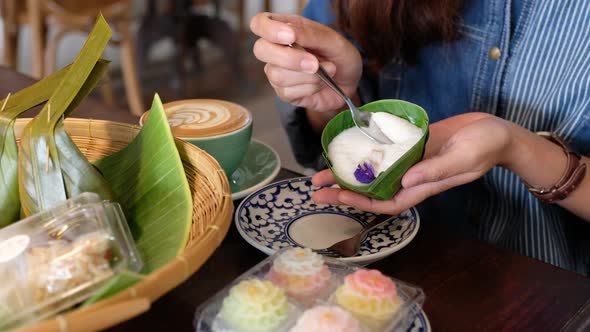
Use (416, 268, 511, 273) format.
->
(0, 193, 142, 330)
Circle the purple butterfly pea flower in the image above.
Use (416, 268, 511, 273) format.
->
(354, 161, 376, 184)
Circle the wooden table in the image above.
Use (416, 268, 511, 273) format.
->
(3, 67, 590, 331)
(109, 168, 590, 332)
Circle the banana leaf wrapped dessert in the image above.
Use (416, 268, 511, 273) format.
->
(0, 64, 84, 226)
(321, 99, 429, 200)
(3, 13, 193, 309)
(17, 16, 114, 217)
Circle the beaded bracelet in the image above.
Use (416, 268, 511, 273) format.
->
(526, 132, 587, 204)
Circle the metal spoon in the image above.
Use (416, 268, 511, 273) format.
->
(323, 214, 396, 257)
(288, 42, 393, 145)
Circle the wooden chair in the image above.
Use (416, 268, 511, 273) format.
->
(42, 0, 145, 116)
(0, 0, 45, 79)
(192, 0, 310, 41)
(0, 0, 144, 116)
(236, 0, 309, 39)
(1, 0, 22, 69)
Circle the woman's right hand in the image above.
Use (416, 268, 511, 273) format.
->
(250, 13, 362, 113)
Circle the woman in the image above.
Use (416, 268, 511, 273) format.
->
(250, 0, 590, 275)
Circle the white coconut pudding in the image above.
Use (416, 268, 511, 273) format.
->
(327, 112, 423, 186)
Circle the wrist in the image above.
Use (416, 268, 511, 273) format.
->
(305, 107, 341, 135)
(305, 88, 361, 135)
(525, 133, 587, 203)
(501, 123, 570, 190)
(500, 122, 530, 171)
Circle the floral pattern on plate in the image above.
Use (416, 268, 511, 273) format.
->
(235, 177, 419, 262)
(408, 308, 431, 332)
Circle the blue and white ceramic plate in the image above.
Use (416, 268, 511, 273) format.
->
(408, 308, 431, 332)
(235, 177, 420, 265)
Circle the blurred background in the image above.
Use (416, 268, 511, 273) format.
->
(0, 0, 309, 173)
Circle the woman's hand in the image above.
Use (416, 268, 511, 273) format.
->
(250, 13, 362, 113)
(312, 113, 516, 215)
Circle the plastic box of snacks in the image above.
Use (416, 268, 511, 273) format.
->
(0, 193, 142, 331)
(194, 247, 425, 332)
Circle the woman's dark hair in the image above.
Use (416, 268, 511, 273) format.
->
(335, 0, 464, 68)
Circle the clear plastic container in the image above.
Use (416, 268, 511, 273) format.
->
(0, 193, 142, 331)
(194, 247, 424, 332)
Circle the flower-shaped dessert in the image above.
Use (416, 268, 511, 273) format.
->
(333, 269, 402, 331)
(290, 305, 362, 332)
(267, 248, 331, 305)
(217, 279, 291, 332)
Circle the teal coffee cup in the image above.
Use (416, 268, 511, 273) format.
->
(140, 99, 253, 177)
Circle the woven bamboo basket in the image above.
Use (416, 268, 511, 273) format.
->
(11, 118, 234, 332)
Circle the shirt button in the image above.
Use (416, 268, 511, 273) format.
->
(489, 47, 502, 61)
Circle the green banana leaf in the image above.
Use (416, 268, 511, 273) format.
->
(0, 64, 79, 226)
(0, 126, 19, 226)
(82, 271, 144, 306)
(321, 99, 430, 200)
(95, 94, 192, 273)
(18, 15, 114, 216)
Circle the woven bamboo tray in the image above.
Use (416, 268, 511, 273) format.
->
(12, 118, 234, 332)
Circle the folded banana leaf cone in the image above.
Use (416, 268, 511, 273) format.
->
(321, 99, 429, 200)
(1, 13, 193, 307)
(17, 15, 114, 218)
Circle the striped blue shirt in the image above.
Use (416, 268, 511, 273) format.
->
(474, 0, 590, 274)
(278, 0, 590, 274)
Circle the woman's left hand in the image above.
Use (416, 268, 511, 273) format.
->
(312, 113, 516, 215)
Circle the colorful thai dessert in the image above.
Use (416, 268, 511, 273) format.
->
(216, 279, 291, 332)
(266, 248, 332, 305)
(321, 99, 429, 200)
(333, 269, 403, 332)
(289, 305, 363, 332)
(327, 112, 423, 186)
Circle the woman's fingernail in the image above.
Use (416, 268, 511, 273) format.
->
(277, 30, 294, 43)
(300, 58, 316, 73)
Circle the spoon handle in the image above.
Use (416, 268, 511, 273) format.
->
(287, 42, 392, 144)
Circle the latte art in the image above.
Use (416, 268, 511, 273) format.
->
(143, 99, 252, 138)
(168, 105, 232, 130)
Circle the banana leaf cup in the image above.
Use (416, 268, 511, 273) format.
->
(321, 99, 429, 200)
